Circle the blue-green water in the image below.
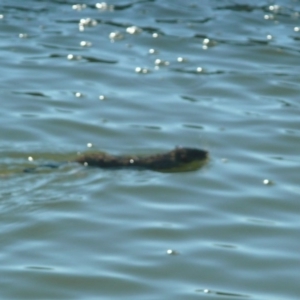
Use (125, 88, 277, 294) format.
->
(1, 0, 300, 299)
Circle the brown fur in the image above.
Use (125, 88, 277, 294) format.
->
(75, 147, 208, 171)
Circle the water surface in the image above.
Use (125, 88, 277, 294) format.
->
(1, 0, 300, 299)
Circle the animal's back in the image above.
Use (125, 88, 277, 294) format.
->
(75, 147, 208, 172)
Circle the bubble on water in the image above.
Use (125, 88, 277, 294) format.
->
(202, 38, 216, 49)
(72, 4, 86, 11)
(75, 92, 83, 97)
(149, 48, 157, 54)
(152, 33, 159, 38)
(87, 143, 93, 148)
(202, 38, 217, 50)
(166, 249, 178, 255)
(294, 27, 300, 32)
(154, 59, 162, 65)
(135, 67, 149, 74)
(67, 54, 82, 60)
(19, 33, 28, 38)
(78, 18, 97, 32)
(79, 18, 97, 28)
(126, 26, 142, 34)
(80, 41, 92, 47)
(263, 179, 273, 185)
(177, 57, 187, 62)
(95, 2, 114, 11)
(264, 14, 274, 20)
(99, 95, 105, 100)
(28, 156, 34, 162)
(109, 31, 123, 41)
(203, 38, 210, 44)
(269, 5, 280, 13)
(154, 59, 169, 66)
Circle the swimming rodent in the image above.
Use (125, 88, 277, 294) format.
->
(23, 147, 208, 173)
(75, 147, 208, 172)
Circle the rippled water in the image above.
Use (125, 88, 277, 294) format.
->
(1, 0, 300, 299)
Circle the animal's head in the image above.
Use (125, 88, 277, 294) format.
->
(174, 147, 208, 163)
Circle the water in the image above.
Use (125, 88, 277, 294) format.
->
(1, 0, 300, 299)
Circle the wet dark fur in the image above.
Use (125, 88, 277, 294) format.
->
(75, 147, 208, 171)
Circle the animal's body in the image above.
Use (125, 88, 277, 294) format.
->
(75, 147, 208, 172)
(23, 147, 208, 173)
